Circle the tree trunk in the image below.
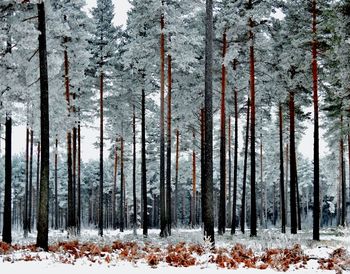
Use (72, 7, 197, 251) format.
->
(240, 98, 250, 234)
(191, 130, 196, 228)
(203, 0, 215, 244)
(296, 164, 302, 230)
(112, 140, 118, 230)
(312, 0, 320, 241)
(120, 137, 125, 232)
(54, 138, 58, 230)
(98, 70, 104, 237)
(36, 1, 50, 250)
(77, 123, 81, 234)
(279, 104, 286, 233)
(249, 17, 257, 237)
(133, 106, 137, 235)
(141, 85, 148, 237)
(72, 125, 77, 228)
(218, 31, 227, 235)
(166, 52, 172, 235)
(285, 144, 289, 226)
(340, 116, 346, 226)
(232, 60, 238, 234)
(159, 0, 167, 238)
(2, 115, 12, 244)
(24, 126, 29, 238)
(289, 91, 297, 234)
(36, 142, 40, 227)
(174, 129, 179, 227)
(227, 117, 232, 228)
(260, 132, 264, 228)
(29, 129, 33, 232)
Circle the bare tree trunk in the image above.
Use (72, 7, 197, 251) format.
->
(120, 137, 125, 232)
(227, 117, 232, 228)
(29, 129, 34, 232)
(240, 99, 250, 234)
(24, 126, 29, 238)
(98, 70, 104, 237)
(218, 31, 227, 235)
(159, 0, 167, 238)
(112, 140, 118, 229)
(232, 59, 239, 234)
(203, 0, 215, 244)
(191, 130, 196, 228)
(36, 1, 50, 250)
(289, 91, 297, 234)
(133, 106, 137, 235)
(77, 123, 81, 234)
(166, 52, 172, 235)
(54, 138, 58, 230)
(312, 0, 320, 241)
(279, 104, 286, 233)
(249, 15, 257, 237)
(174, 129, 179, 227)
(141, 85, 148, 237)
(2, 114, 12, 244)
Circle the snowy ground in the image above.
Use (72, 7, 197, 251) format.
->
(1, 227, 350, 273)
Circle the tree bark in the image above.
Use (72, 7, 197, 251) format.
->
(240, 98, 250, 234)
(98, 71, 104, 237)
(36, 142, 40, 227)
(218, 31, 227, 235)
(203, 0, 215, 244)
(54, 138, 58, 230)
(279, 104, 286, 233)
(232, 59, 239, 234)
(133, 106, 137, 235)
(36, 1, 50, 250)
(2, 115, 12, 244)
(29, 129, 34, 232)
(77, 123, 81, 234)
(312, 0, 320, 241)
(24, 126, 29, 238)
(141, 85, 148, 237)
(112, 140, 118, 229)
(289, 91, 297, 234)
(174, 129, 179, 227)
(340, 116, 346, 226)
(191, 130, 196, 228)
(120, 137, 125, 232)
(227, 117, 232, 228)
(166, 52, 172, 235)
(249, 17, 257, 237)
(159, 0, 167, 238)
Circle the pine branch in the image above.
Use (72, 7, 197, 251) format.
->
(28, 48, 39, 62)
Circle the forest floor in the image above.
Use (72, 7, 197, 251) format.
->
(1, 227, 350, 273)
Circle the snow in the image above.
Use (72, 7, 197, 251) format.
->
(2, 228, 350, 273)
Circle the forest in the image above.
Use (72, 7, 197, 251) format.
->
(0, 0, 350, 272)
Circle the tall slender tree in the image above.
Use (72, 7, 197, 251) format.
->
(312, 0, 320, 241)
(36, 1, 50, 251)
(203, 0, 215, 243)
